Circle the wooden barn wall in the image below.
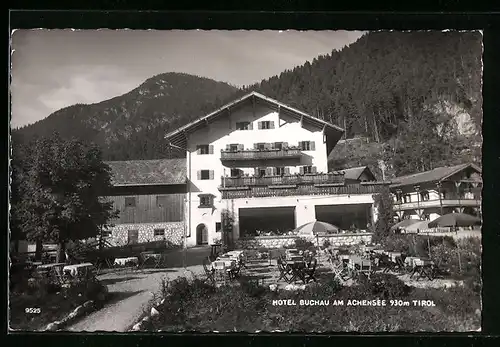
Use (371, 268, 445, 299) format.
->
(107, 193, 184, 224)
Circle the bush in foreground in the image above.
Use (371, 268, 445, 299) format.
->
(146, 272, 479, 332)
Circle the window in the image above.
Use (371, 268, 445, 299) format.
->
(299, 141, 316, 151)
(196, 144, 213, 155)
(276, 167, 286, 176)
(420, 190, 430, 201)
(216, 222, 222, 232)
(236, 121, 253, 130)
(125, 197, 136, 207)
(230, 168, 243, 177)
(198, 170, 214, 180)
(154, 228, 165, 236)
(156, 196, 168, 208)
(229, 144, 239, 152)
(255, 143, 266, 150)
(199, 194, 214, 208)
(258, 121, 274, 130)
(127, 229, 139, 244)
(255, 167, 266, 177)
(300, 166, 317, 175)
(274, 142, 283, 150)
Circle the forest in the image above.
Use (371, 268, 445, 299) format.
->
(12, 31, 483, 178)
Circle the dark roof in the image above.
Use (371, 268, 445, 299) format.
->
(165, 91, 344, 141)
(106, 159, 186, 186)
(390, 163, 482, 188)
(342, 166, 375, 181)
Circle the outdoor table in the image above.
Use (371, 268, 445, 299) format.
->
(140, 253, 163, 268)
(372, 249, 385, 255)
(285, 260, 306, 283)
(404, 256, 420, 267)
(63, 263, 96, 279)
(386, 252, 402, 262)
(213, 259, 237, 269)
(35, 262, 66, 283)
(410, 258, 435, 280)
(114, 257, 139, 266)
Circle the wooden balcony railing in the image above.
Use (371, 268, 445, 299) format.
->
(220, 148, 302, 161)
(220, 183, 384, 199)
(393, 198, 481, 211)
(220, 173, 345, 187)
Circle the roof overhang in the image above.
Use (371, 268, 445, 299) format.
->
(164, 91, 344, 145)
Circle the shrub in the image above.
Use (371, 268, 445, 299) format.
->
(288, 237, 315, 251)
(356, 273, 412, 300)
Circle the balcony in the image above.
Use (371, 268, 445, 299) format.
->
(220, 148, 302, 161)
(393, 199, 481, 211)
(220, 173, 344, 187)
(218, 172, 386, 199)
(220, 183, 384, 199)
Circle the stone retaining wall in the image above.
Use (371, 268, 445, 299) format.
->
(108, 222, 184, 247)
(235, 233, 373, 249)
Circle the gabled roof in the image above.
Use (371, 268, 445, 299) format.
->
(342, 166, 376, 181)
(106, 159, 186, 186)
(390, 163, 482, 188)
(164, 91, 344, 142)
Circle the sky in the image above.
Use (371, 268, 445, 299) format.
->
(10, 30, 365, 128)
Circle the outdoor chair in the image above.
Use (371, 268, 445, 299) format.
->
(303, 258, 317, 283)
(202, 257, 216, 286)
(212, 261, 232, 285)
(358, 258, 373, 279)
(395, 255, 408, 273)
(277, 257, 293, 283)
(410, 260, 435, 281)
(330, 258, 349, 282)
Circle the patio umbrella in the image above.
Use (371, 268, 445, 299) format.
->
(404, 220, 431, 232)
(428, 213, 482, 228)
(294, 221, 340, 235)
(390, 219, 420, 231)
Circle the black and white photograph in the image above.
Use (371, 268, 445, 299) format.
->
(9, 29, 482, 332)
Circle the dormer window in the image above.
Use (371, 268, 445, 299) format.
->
(300, 166, 317, 174)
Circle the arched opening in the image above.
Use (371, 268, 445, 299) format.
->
(196, 223, 208, 245)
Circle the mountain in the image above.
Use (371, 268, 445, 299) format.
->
(13, 31, 482, 176)
(14, 73, 238, 159)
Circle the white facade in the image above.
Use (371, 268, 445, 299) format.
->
(174, 97, 376, 247)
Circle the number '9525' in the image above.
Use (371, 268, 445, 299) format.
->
(25, 308, 41, 314)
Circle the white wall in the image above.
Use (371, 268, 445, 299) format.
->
(183, 102, 333, 246)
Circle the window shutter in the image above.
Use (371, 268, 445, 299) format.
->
(299, 166, 305, 175)
(258, 121, 263, 130)
(264, 143, 271, 150)
(310, 141, 316, 150)
(270, 121, 275, 129)
(266, 167, 272, 176)
(225, 144, 230, 151)
(196, 146, 201, 154)
(209, 170, 214, 180)
(283, 142, 288, 148)
(197, 171, 201, 180)
(285, 167, 291, 175)
(253, 143, 258, 149)
(238, 144, 244, 150)
(254, 167, 259, 176)
(312, 166, 317, 174)
(209, 145, 214, 154)
(270, 142, 275, 149)
(248, 122, 253, 130)
(272, 167, 277, 176)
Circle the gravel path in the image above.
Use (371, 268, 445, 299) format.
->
(64, 265, 204, 332)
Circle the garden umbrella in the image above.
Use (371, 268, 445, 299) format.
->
(404, 220, 431, 232)
(294, 221, 340, 235)
(428, 213, 482, 228)
(390, 219, 420, 231)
